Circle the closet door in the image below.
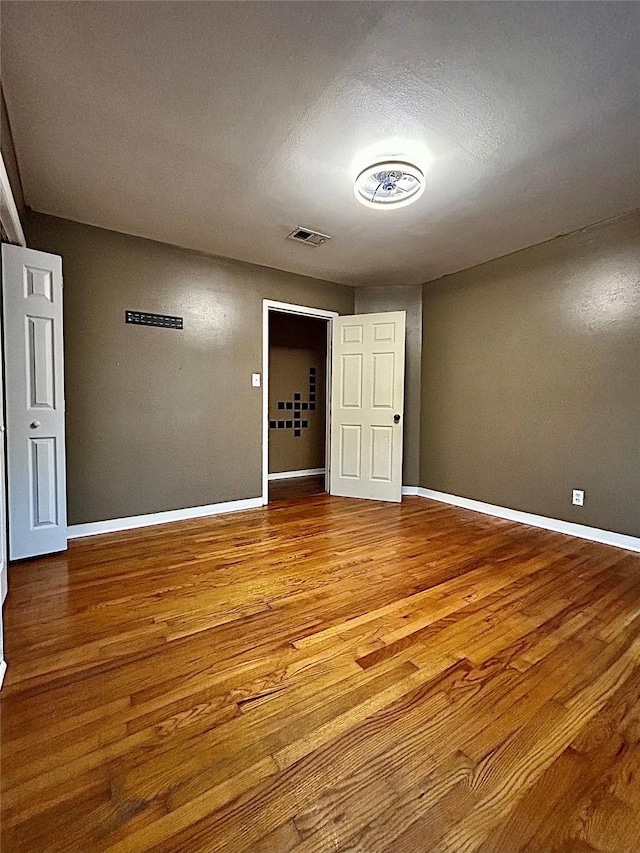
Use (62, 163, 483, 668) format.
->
(2, 244, 67, 559)
(0, 294, 6, 600)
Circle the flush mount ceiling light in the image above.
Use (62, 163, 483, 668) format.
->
(354, 160, 425, 209)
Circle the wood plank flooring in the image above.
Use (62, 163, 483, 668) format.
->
(269, 475, 325, 502)
(1, 494, 639, 852)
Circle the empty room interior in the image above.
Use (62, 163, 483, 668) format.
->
(0, 2, 639, 852)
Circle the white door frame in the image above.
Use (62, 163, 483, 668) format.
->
(262, 300, 338, 504)
(0, 150, 26, 247)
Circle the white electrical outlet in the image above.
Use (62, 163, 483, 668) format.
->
(251, 373, 261, 387)
(572, 489, 584, 506)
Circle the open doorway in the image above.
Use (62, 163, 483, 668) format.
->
(267, 311, 328, 502)
(262, 300, 337, 504)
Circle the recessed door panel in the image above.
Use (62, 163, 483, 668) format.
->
(29, 437, 58, 527)
(370, 426, 393, 482)
(341, 353, 363, 409)
(341, 324, 364, 345)
(373, 323, 395, 342)
(340, 425, 361, 478)
(24, 266, 54, 301)
(27, 316, 56, 409)
(372, 351, 395, 409)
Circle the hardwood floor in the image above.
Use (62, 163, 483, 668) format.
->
(1, 494, 639, 853)
(269, 475, 325, 502)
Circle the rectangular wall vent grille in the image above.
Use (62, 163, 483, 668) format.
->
(126, 311, 183, 329)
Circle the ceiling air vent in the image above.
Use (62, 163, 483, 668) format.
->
(287, 227, 331, 247)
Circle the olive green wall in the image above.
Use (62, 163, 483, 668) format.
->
(25, 212, 354, 525)
(420, 211, 640, 538)
(355, 285, 422, 487)
(23, 209, 638, 536)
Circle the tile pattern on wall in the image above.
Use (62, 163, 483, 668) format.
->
(270, 368, 317, 437)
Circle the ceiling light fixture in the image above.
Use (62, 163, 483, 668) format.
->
(354, 160, 425, 210)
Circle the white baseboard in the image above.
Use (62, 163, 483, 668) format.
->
(0, 660, 6, 690)
(68, 496, 263, 539)
(66, 486, 639, 552)
(413, 487, 640, 553)
(268, 468, 325, 481)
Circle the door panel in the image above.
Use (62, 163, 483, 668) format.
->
(341, 323, 363, 345)
(372, 352, 394, 408)
(330, 311, 405, 502)
(371, 426, 393, 481)
(339, 424, 362, 478)
(29, 437, 59, 526)
(2, 244, 67, 559)
(341, 354, 363, 408)
(27, 316, 56, 407)
(373, 321, 395, 342)
(25, 265, 54, 300)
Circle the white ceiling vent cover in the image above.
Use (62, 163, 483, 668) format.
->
(287, 227, 332, 246)
(354, 160, 425, 209)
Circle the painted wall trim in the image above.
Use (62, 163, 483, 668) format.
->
(414, 487, 640, 553)
(68, 496, 263, 539)
(60, 483, 640, 550)
(262, 299, 337, 505)
(268, 468, 326, 481)
(0, 150, 26, 247)
(0, 659, 6, 690)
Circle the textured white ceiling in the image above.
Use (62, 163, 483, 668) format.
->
(2, 1, 638, 286)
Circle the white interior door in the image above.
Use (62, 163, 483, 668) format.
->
(2, 244, 67, 560)
(330, 311, 406, 502)
(0, 302, 6, 602)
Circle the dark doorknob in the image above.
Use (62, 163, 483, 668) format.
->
(394, 414, 401, 424)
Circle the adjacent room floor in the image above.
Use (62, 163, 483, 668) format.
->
(268, 474, 326, 503)
(1, 494, 639, 853)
